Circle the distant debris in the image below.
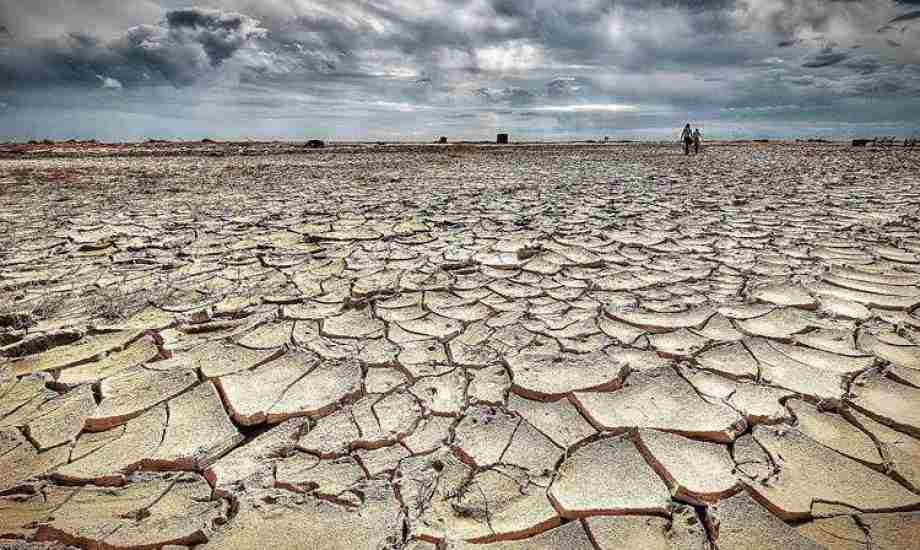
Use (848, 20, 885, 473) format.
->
(62, 139, 98, 145)
(438, 136, 448, 144)
(851, 137, 917, 147)
(305, 139, 325, 149)
(200, 138, 216, 144)
(872, 136, 901, 147)
(753, 139, 770, 143)
(496, 133, 509, 144)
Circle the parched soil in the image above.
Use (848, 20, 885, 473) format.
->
(1, 142, 919, 549)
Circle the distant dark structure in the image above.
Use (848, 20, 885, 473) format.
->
(438, 136, 448, 144)
(873, 136, 898, 146)
(305, 139, 325, 148)
(851, 137, 918, 148)
(496, 133, 509, 144)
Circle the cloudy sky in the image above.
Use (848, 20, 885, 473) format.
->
(1, 0, 920, 141)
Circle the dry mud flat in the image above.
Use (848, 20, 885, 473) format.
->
(0, 141, 919, 549)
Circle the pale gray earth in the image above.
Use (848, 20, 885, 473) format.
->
(1, 141, 919, 549)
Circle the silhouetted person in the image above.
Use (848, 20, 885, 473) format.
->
(681, 123, 693, 155)
(693, 128, 702, 154)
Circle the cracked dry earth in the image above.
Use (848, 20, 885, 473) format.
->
(1, 142, 920, 550)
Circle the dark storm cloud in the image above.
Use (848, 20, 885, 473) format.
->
(164, 8, 265, 66)
(1, 0, 920, 140)
(843, 55, 882, 73)
(490, 0, 532, 18)
(237, 0, 752, 81)
(3, 0, 908, 92)
(0, 6, 266, 87)
(803, 47, 849, 68)
(734, 0, 868, 35)
(888, 9, 920, 23)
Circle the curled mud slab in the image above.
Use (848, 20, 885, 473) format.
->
(2, 142, 920, 548)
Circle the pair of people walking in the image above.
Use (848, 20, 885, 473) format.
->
(681, 123, 702, 155)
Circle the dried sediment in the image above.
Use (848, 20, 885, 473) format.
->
(2, 142, 920, 548)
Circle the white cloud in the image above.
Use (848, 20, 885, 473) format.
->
(475, 41, 544, 73)
(529, 104, 638, 113)
(97, 75, 123, 89)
